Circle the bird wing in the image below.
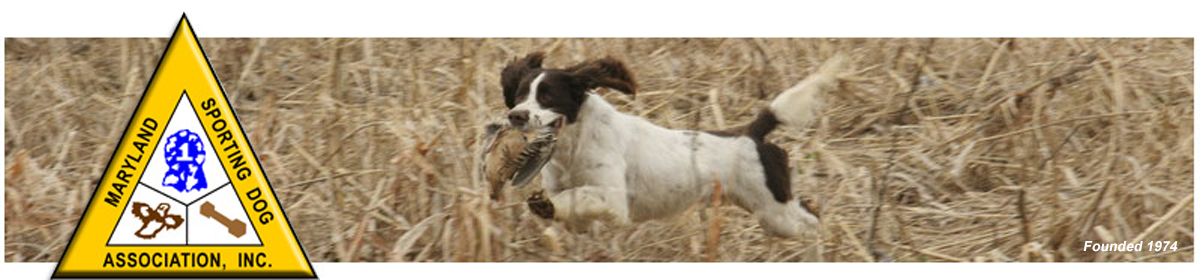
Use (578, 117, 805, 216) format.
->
(509, 129, 557, 187)
(131, 202, 151, 219)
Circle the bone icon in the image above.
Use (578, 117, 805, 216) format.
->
(199, 201, 247, 238)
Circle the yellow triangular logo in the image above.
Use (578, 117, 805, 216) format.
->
(52, 15, 315, 278)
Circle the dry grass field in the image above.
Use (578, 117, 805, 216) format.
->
(5, 38, 1194, 262)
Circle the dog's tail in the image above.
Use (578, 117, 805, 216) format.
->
(747, 54, 847, 141)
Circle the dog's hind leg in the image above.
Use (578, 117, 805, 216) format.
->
(724, 148, 821, 238)
(753, 199, 820, 238)
(718, 123, 822, 238)
(725, 176, 820, 238)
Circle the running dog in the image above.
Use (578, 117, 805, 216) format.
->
(501, 53, 845, 238)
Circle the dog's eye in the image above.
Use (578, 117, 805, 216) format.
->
(537, 91, 551, 103)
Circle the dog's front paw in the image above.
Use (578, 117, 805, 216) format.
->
(526, 190, 555, 219)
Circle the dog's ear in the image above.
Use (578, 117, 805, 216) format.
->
(500, 52, 546, 108)
(567, 57, 637, 96)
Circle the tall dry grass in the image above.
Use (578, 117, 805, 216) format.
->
(5, 38, 1194, 262)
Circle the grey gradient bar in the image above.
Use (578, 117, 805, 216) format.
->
(50, 11, 319, 37)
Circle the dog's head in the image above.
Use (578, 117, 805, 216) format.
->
(500, 52, 636, 130)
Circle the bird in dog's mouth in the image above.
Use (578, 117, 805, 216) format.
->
(480, 118, 563, 201)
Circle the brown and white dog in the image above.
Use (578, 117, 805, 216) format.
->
(501, 53, 845, 238)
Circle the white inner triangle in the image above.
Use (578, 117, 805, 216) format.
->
(108, 92, 261, 245)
